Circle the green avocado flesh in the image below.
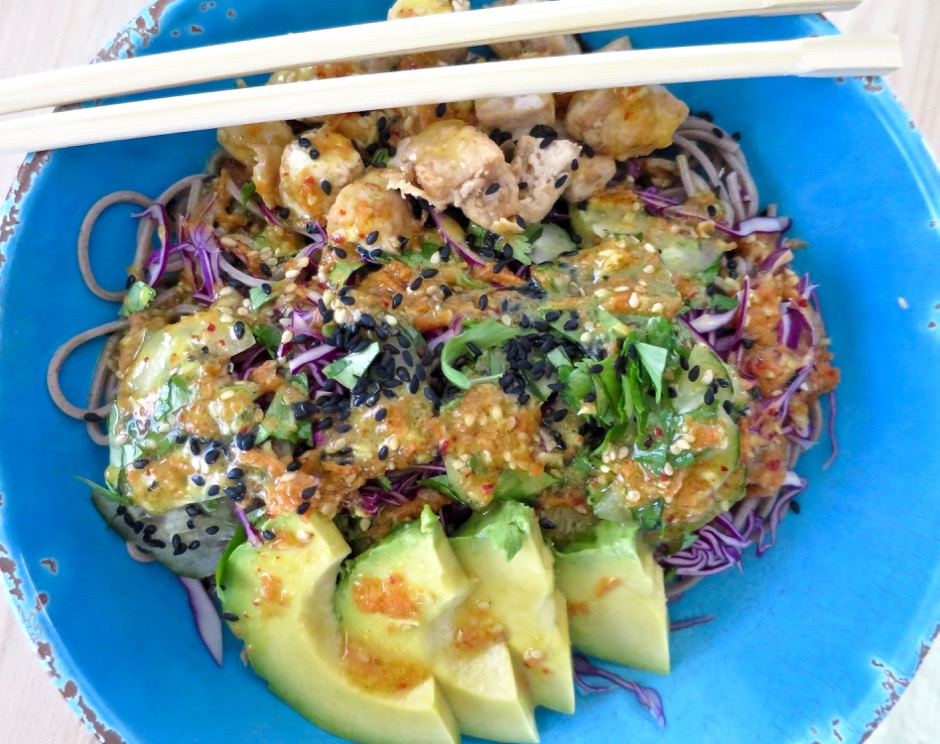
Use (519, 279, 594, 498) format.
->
(221, 505, 672, 743)
(218, 513, 460, 744)
(554, 520, 670, 675)
(451, 501, 575, 715)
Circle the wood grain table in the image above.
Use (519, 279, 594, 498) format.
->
(0, 1, 937, 742)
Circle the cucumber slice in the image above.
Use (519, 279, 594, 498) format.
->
(673, 343, 735, 415)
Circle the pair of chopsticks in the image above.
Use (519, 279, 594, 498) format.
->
(0, 0, 900, 154)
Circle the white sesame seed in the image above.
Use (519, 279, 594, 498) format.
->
(236, 307, 249, 317)
(285, 269, 300, 279)
(663, 462, 674, 476)
(594, 288, 611, 299)
(650, 302, 664, 313)
(580, 331, 593, 343)
(628, 292, 640, 309)
(220, 313, 234, 323)
(702, 369, 714, 385)
(281, 331, 294, 344)
(219, 286, 234, 297)
(220, 390, 236, 401)
(281, 472, 297, 482)
(388, 436, 400, 451)
(898, 297, 909, 309)
(675, 439, 691, 451)
(644, 243, 657, 254)
(430, 252, 441, 264)
(643, 265, 656, 274)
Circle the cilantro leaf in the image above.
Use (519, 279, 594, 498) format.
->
(441, 320, 520, 389)
(153, 375, 192, 421)
(119, 281, 156, 317)
(75, 476, 132, 505)
(239, 182, 257, 215)
(710, 294, 741, 311)
(250, 324, 280, 355)
(631, 498, 665, 531)
(492, 469, 559, 503)
(376, 475, 393, 491)
(418, 474, 463, 501)
(249, 285, 274, 310)
(325, 342, 380, 389)
(636, 342, 668, 402)
(328, 260, 362, 288)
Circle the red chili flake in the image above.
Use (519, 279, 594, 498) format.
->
(768, 459, 781, 472)
(797, 299, 809, 308)
(441, 441, 449, 456)
(720, 465, 729, 472)
(219, 340, 226, 346)
(654, 427, 663, 437)
(207, 323, 216, 332)
(482, 484, 494, 494)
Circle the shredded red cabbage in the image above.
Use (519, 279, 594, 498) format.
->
(178, 576, 223, 666)
(359, 462, 446, 515)
(660, 515, 751, 577)
(428, 209, 485, 267)
(134, 204, 173, 286)
(234, 507, 262, 548)
(572, 654, 666, 727)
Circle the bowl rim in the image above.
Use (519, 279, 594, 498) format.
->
(1, 3, 939, 744)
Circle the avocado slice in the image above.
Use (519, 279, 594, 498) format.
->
(218, 513, 460, 744)
(336, 508, 539, 743)
(554, 520, 670, 675)
(451, 502, 575, 715)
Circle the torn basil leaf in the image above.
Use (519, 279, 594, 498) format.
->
(325, 342, 380, 389)
(441, 320, 520, 389)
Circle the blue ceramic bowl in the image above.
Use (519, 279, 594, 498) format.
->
(1, 2, 938, 743)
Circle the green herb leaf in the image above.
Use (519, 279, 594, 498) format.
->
(239, 182, 257, 215)
(418, 475, 463, 501)
(631, 498, 665, 531)
(328, 260, 362, 288)
(119, 281, 156, 317)
(492, 469, 559, 503)
(325, 342, 380, 389)
(636, 342, 668, 402)
(441, 320, 520, 389)
(372, 148, 391, 167)
(249, 285, 274, 310)
(75, 476, 131, 505)
(250, 324, 280, 355)
(376, 475, 393, 491)
(153, 375, 192, 421)
(710, 294, 741, 311)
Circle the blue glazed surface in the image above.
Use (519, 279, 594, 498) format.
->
(1, 2, 938, 743)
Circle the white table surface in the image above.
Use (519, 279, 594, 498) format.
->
(0, 1, 937, 742)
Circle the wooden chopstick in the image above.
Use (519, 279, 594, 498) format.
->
(0, 35, 899, 155)
(0, 0, 862, 117)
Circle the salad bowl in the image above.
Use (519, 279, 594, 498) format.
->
(0, 1, 938, 743)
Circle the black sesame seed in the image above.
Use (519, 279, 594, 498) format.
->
(205, 525, 220, 536)
(679, 355, 690, 371)
(207, 484, 221, 497)
(493, 260, 508, 274)
(378, 445, 389, 461)
(589, 363, 604, 374)
(375, 407, 388, 422)
(554, 174, 569, 189)
(133, 458, 149, 470)
(790, 500, 801, 514)
(83, 411, 102, 423)
(723, 400, 734, 415)
(340, 294, 355, 306)
(408, 378, 420, 395)
(391, 293, 404, 309)
(688, 365, 701, 382)
(301, 486, 317, 500)
(485, 183, 501, 196)
(188, 540, 201, 551)
(584, 391, 597, 403)
(261, 529, 276, 541)
(704, 388, 716, 406)
(732, 131, 742, 142)
(292, 401, 316, 420)
(235, 431, 255, 451)
(365, 230, 379, 246)
(191, 475, 206, 487)
(668, 387, 678, 399)
(227, 468, 244, 480)
(222, 612, 239, 622)
(359, 313, 377, 329)
(409, 277, 424, 292)
(316, 417, 334, 431)
(582, 143, 595, 158)
(742, 338, 755, 349)
(321, 180, 332, 195)
(545, 310, 561, 322)
(441, 284, 454, 299)
(296, 502, 312, 515)
(421, 268, 439, 279)
(539, 517, 556, 530)
(478, 295, 488, 310)
(435, 102, 447, 117)
(466, 342, 482, 357)
(552, 409, 569, 422)
(515, 215, 527, 229)
(233, 320, 246, 340)
(333, 246, 348, 259)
